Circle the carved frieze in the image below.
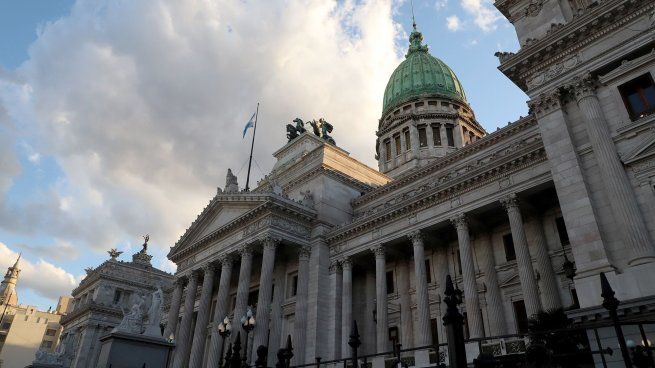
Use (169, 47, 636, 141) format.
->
(526, 54, 580, 89)
(524, 0, 544, 17)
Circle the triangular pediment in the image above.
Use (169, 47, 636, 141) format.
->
(169, 195, 267, 257)
(624, 133, 655, 165)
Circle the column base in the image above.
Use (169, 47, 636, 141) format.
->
(413, 349, 430, 368)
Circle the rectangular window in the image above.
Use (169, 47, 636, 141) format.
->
(513, 300, 529, 334)
(388, 326, 399, 344)
(113, 290, 122, 304)
(446, 125, 455, 147)
(430, 318, 439, 345)
(425, 259, 432, 284)
(619, 73, 655, 120)
(503, 233, 516, 261)
(555, 217, 570, 246)
(418, 125, 428, 147)
(403, 129, 411, 151)
(384, 140, 391, 161)
(1, 322, 10, 330)
(41, 340, 53, 348)
(394, 134, 401, 156)
(386, 271, 395, 294)
(45, 329, 57, 336)
(570, 289, 580, 309)
(289, 274, 299, 297)
(431, 124, 442, 146)
(0, 334, 5, 342)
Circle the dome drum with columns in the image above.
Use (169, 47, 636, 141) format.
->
(377, 24, 485, 178)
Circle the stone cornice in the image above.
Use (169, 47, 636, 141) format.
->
(60, 301, 122, 326)
(498, 0, 652, 91)
(327, 135, 547, 243)
(169, 192, 316, 260)
(378, 110, 485, 137)
(73, 260, 172, 296)
(283, 165, 375, 194)
(353, 115, 537, 207)
(168, 198, 316, 262)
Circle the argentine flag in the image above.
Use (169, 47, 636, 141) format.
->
(242, 111, 256, 138)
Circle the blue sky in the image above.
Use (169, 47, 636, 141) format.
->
(0, 0, 527, 310)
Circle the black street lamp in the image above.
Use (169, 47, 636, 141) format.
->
(601, 272, 632, 368)
(218, 316, 232, 368)
(241, 307, 256, 368)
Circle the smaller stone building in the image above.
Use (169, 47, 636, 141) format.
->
(57, 246, 174, 368)
(0, 256, 72, 368)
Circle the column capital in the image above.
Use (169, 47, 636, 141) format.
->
(370, 244, 386, 258)
(259, 234, 281, 249)
(328, 260, 341, 274)
(450, 213, 468, 229)
(298, 246, 312, 260)
(202, 262, 216, 273)
(174, 277, 187, 287)
(569, 73, 599, 103)
(527, 89, 562, 117)
(407, 230, 424, 245)
(218, 254, 233, 269)
(500, 193, 520, 212)
(238, 244, 253, 257)
(188, 270, 201, 282)
(340, 257, 352, 270)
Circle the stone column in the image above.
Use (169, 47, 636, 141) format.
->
(232, 245, 254, 342)
(267, 263, 285, 363)
(390, 135, 398, 169)
(252, 236, 278, 362)
(341, 258, 353, 358)
(573, 75, 655, 265)
(527, 219, 562, 311)
(426, 123, 435, 152)
(408, 231, 432, 346)
(164, 278, 185, 338)
(172, 271, 199, 368)
(434, 247, 449, 343)
(329, 260, 343, 360)
(189, 264, 216, 368)
(397, 259, 414, 348)
(371, 245, 388, 353)
(379, 139, 387, 171)
(206, 256, 233, 368)
(410, 123, 420, 160)
(450, 214, 484, 338)
(478, 233, 507, 336)
(501, 194, 541, 316)
(293, 247, 311, 364)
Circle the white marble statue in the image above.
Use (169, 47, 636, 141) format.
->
(112, 293, 145, 334)
(143, 285, 164, 337)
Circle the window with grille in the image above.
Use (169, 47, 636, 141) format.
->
(446, 125, 455, 147)
(403, 129, 411, 151)
(418, 125, 428, 147)
(432, 124, 441, 146)
(619, 73, 655, 121)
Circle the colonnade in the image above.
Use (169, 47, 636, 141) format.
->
(329, 193, 562, 360)
(167, 236, 313, 368)
(166, 194, 564, 366)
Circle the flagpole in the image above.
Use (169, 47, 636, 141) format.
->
(245, 102, 259, 191)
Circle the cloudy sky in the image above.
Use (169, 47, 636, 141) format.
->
(0, 0, 527, 310)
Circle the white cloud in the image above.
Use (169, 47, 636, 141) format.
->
(459, 0, 503, 32)
(0, 1, 402, 261)
(446, 15, 462, 31)
(434, 0, 448, 10)
(0, 242, 77, 302)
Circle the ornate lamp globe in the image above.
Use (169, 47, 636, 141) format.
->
(218, 316, 232, 337)
(241, 307, 255, 331)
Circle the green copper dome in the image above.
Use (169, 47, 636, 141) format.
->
(382, 26, 467, 116)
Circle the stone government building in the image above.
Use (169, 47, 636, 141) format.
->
(165, 0, 655, 367)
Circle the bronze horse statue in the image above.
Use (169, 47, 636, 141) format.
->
(286, 118, 307, 141)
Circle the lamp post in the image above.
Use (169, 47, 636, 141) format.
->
(241, 307, 256, 368)
(218, 317, 233, 368)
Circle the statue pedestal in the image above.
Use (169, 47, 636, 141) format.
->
(96, 331, 174, 368)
